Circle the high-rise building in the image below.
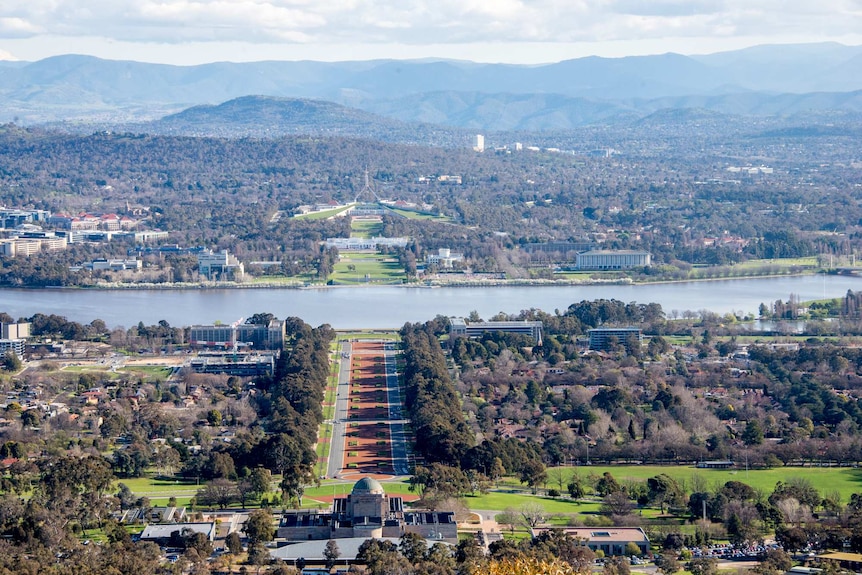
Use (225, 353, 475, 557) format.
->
(473, 134, 485, 152)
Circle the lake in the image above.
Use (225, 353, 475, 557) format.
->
(1, 274, 859, 329)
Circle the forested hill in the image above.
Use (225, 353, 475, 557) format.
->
(147, 96, 466, 145)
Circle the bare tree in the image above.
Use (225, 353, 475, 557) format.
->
(518, 502, 546, 538)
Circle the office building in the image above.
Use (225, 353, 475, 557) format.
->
(473, 134, 485, 152)
(450, 318, 543, 345)
(189, 318, 286, 350)
(588, 328, 643, 351)
(197, 249, 244, 281)
(576, 250, 651, 270)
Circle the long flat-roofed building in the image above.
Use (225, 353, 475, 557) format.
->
(189, 353, 277, 377)
(534, 527, 649, 556)
(140, 522, 216, 545)
(323, 237, 409, 250)
(577, 250, 651, 270)
(190, 319, 285, 350)
(450, 318, 543, 345)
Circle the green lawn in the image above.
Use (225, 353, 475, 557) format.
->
(316, 425, 332, 478)
(351, 219, 384, 238)
(330, 254, 405, 284)
(386, 207, 453, 222)
(293, 205, 355, 220)
(61, 364, 171, 383)
(545, 465, 862, 501)
(337, 331, 400, 341)
(119, 476, 200, 505)
(118, 365, 172, 380)
(62, 365, 112, 373)
(248, 274, 314, 286)
(552, 271, 598, 278)
(735, 257, 819, 269)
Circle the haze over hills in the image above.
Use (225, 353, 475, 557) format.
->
(148, 96, 464, 146)
(2, 42, 862, 131)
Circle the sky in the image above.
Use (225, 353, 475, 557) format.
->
(1, 1, 862, 65)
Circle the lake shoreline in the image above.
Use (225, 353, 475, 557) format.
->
(3, 269, 824, 292)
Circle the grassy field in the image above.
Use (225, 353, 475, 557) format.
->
(248, 274, 314, 286)
(60, 364, 172, 383)
(119, 476, 200, 505)
(330, 254, 405, 284)
(541, 465, 862, 501)
(735, 257, 819, 269)
(351, 219, 384, 238)
(118, 365, 173, 380)
(552, 271, 599, 279)
(386, 207, 452, 222)
(337, 331, 400, 342)
(316, 425, 333, 478)
(293, 205, 354, 220)
(121, 464, 862, 513)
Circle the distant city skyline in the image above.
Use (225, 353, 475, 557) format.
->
(1, 1, 862, 64)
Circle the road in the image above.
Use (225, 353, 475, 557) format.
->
(383, 341, 411, 475)
(326, 340, 352, 479)
(324, 339, 411, 478)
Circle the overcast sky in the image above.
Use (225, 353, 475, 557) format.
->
(1, 1, 862, 64)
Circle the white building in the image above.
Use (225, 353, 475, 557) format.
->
(0, 339, 25, 360)
(197, 249, 245, 281)
(473, 134, 485, 152)
(323, 237, 409, 251)
(85, 258, 142, 271)
(576, 250, 651, 270)
(425, 248, 464, 269)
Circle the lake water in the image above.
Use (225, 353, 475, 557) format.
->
(1, 275, 859, 329)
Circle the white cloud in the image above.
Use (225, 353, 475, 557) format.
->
(0, 48, 19, 60)
(0, 1, 861, 61)
(0, 17, 43, 38)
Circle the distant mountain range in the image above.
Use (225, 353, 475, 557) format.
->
(2, 42, 862, 131)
